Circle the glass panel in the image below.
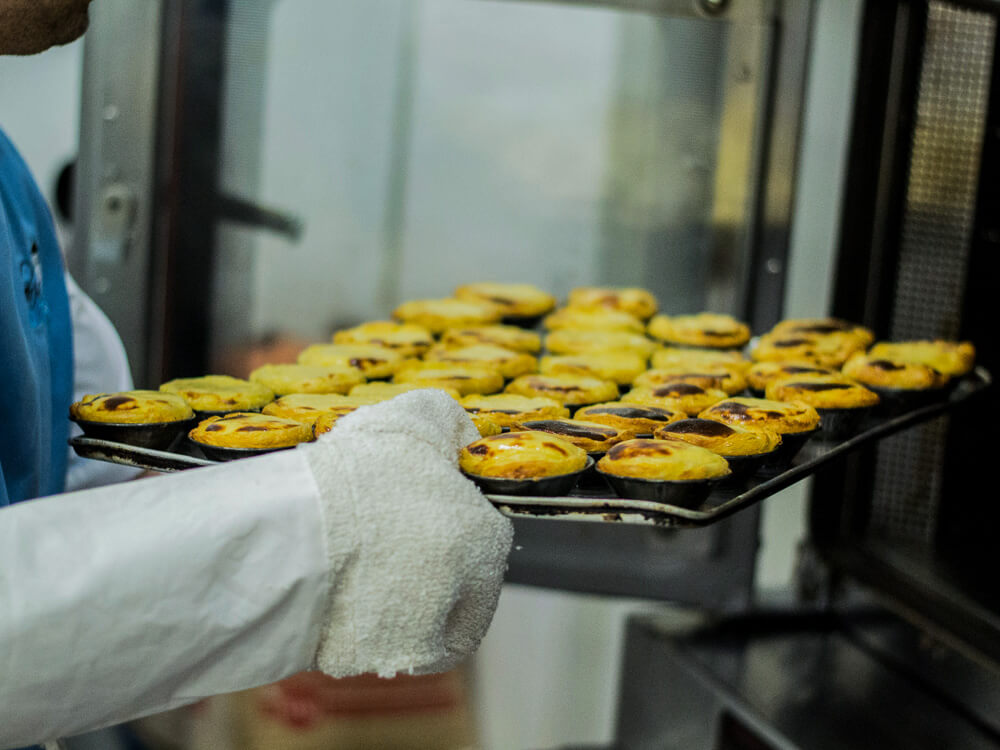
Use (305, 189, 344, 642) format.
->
(210, 0, 735, 368)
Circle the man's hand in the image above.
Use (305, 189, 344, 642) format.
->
(301, 389, 514, 678)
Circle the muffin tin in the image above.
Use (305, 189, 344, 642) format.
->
(69, 367, 991, 528)
(867, 383, 952, 416)
(462, 457, 595, 497)
(596, 471, 721, 509)
(70, 416, 196, 451)
(185, 438, 296, 462)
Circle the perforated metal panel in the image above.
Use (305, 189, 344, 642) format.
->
(868, 2, 995, 544)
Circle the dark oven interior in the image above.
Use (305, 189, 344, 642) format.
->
(812, 0, 1000, 664)
(602, 2, 1000, 747)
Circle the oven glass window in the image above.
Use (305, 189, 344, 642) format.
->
(208, 0, 741, 366)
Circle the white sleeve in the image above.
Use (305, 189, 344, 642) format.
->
(0, 448, 329, 749)
(64, 273, 144, 490)
(0, 390, 512, 749)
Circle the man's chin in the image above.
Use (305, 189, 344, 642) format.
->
(0, 4, 92, 56)
(51, 11, 91, 48)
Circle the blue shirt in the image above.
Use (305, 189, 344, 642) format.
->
(0, 128, 73, 507)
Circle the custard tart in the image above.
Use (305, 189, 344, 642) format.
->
(771, 318, 874, 347)
(621, 383, 729, 416)
(297, 343, 406, 380)
(651, 347, 750, 371)
(393, 361, 505, 396)
(461, 393, 569, 428)
(424, 343, 538, 379)
(70, 390, 195, 449)
(545, 329, 656, 358)
(634, 366, 748, 396)
(574, 402, 686, 435)
(348, 382, 462, 402)
(543, 306, 645, 333)
(765, 374, 879, 439)
(332, 321, 434, 358)
(842, 353, 950, 390)
(596, 438, 730, 506)
(262, 393, 367, 426)
(249, 363, 364, 396)
(453, 282, 556, 320)
(655, 418, 780, 458)
(159, 375, 274, 414)
(392, 297, 501, 333)
(698, 397, 821, 436)
(647, 312, 751, 349)
(764, 375, 879, 411)
(313, 412, 343, 436)
(866, 340, 975, 377)
(539, 352, 648, 387)
(699, 397, 820, 470)
(597, 437, 730, 480)
(460, 430, 588, 478)
(567, 286, 658, 320)
(655, 418, 781, 479)
(505, 373, 619, 407)
(440, 324, 542, 354)
(72, 390, 194, 425)
(189, 412, 314, 459)
(470, 414, 504, 437)
(513, 418, 634, 453)
(746, 361, 841, 395)
(750, 331, 866, 368)
(840, 352, 950, 414)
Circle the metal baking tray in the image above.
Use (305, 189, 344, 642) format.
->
(70, 367, 992, 528)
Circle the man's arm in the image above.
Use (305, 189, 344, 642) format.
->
(0, 448, 327, 747)
(0, 391, 512, 749)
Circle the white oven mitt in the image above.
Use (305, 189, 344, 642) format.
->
(302, 388, 514, 678)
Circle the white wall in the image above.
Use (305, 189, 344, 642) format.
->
(475, 586, 664, 749)
(0, 40, 84, 230)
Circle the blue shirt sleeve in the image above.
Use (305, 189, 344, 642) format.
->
(0, 128, 74, 506)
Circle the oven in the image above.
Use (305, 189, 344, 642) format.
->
(67, 0, 999, 747)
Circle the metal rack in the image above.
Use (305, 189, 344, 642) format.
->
(70, 368, 991, 528)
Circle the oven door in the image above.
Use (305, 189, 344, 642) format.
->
(70, 0, 812, 609)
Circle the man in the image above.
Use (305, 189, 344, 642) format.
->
(0, 3, 513, 748)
